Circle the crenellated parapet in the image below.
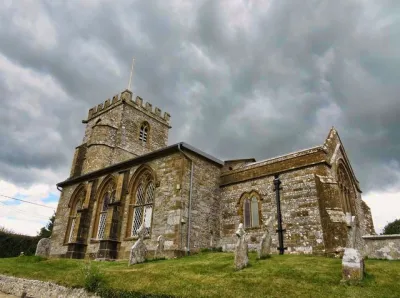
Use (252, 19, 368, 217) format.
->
(87, 89, 171, 124)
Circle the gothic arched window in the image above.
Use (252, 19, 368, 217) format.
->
(93, 179, 116, 240)
(127, 169, 155, 238)
(139, 122, 149, 144)
(65, 185, 85, 244)
(337, 163, 354, 215)
(239, 191, 262, 229)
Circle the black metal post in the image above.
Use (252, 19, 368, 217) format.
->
(273, 174, 286, 255)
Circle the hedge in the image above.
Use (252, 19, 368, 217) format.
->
(0, 231, 40, 258)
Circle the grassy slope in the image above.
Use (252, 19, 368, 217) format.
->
(0, 253, 399, 298)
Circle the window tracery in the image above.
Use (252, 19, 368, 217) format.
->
(66, 185, 85, 244)
(93, 179, 116, 240)
(239, 191, 262, 229)
(127, 169, 155, 238)
(337, 163, 354, 215)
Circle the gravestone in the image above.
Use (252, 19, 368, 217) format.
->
(258, 217, 273, 259)
(234, 223, 248, 270)
(154, 235, 165, 259)
(342, 215, 364, 282)
(35, 238, 51, 258)
(129, 223, 147, 265)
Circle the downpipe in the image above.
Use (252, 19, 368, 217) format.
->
(178, 143, 194, 256)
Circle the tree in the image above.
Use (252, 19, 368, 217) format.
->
(38, 213, 55, 238)
(382, 219, 400, 235)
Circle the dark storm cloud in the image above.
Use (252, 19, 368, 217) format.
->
(0, 0, 399, 192)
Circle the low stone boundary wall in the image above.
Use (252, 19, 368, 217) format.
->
(0, 275, 98, 298)
(363, 234, 400, 260)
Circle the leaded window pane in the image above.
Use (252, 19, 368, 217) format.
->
(136, 182, 145, 205)
(145, 182, 155, 204)
(68, 218, 76, 243)
(143, 205, 153, 236)
(131, 206, 143, 237)
(244, 199, 250, 228)
(251, 197, 259, 227)
(102, 193, 109, 211)
(97, 212, 107, 239)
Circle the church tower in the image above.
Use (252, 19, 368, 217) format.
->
(69, 89, 171, 177)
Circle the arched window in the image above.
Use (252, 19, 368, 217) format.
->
(93, 179, 116, 240)
(239, 191, 261, 229)
(65, 185, 85, 244)
(127, 169, 155, 238)
(139, 122, 149, 144)
(337, 163, 354, 215)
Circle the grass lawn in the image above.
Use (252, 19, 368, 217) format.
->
(0, 252, 399, 297)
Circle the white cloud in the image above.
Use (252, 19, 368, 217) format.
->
(0, 179, 58, 236)
(363, 189, 400, 234)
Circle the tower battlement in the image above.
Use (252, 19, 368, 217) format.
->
(87, 89, 171, 124)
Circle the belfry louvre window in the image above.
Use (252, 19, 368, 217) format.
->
(239, 191, 261, 229)
(129, 171, 155, 237)
(139, 122, 149, 143)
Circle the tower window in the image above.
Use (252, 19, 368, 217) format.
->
(139, 122, 149, 143)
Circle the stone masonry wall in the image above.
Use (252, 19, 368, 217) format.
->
(182, 152, 221, 251)
(73, 90, 170, 177)
(219, 165, 325, 255)
(50, 184, 79, 257)
(325, 134, 376, 249)
(118, 153, 186, 259)
(363, 235, 400, 260)
(52, 152, 191, 259)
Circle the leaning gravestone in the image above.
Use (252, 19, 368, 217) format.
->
(154, 235, 165, 259)
(129, 223, 147, 265)
(342, 215, 364, 282)
(258, 217, 273, 259)
(234, 223, 248, 270)
(35, 238, 51, 258)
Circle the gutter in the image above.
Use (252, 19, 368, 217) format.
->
(178, 143, 194, 256)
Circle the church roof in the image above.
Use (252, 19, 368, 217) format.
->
(57, 142, 223, 187)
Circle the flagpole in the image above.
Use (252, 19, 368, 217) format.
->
(128, 58, 135, 91)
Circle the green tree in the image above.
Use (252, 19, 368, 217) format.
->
(38, 213, 55, 238)
(382, 219, 400, 235)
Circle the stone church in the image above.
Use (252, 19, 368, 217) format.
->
(50, 89, 375, 259)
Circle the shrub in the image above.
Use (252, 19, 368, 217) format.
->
(81, 262, 106, 293)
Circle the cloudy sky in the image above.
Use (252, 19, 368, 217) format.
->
(0, 0, 399, 236)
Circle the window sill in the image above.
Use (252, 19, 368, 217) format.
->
(245, 226, 261, 231)
(124, 236, 151, 241)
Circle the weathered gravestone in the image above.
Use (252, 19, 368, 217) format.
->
(154, 235, 165, 259)
(234, 223, 248, 270)
(129, 223, 147, 265)
(35, 238, 51, 258)
(258, 217, 273, 259)
(342, 214, 365, 282)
